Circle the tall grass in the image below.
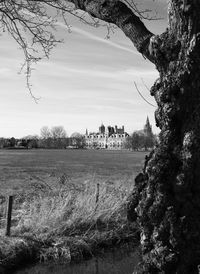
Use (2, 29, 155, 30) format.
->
(0, 174, 139, 270)
(14, 174, 134, 235)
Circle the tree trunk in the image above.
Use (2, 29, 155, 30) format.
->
(55, 0, 200, 272)
(128, 2, 200, 273)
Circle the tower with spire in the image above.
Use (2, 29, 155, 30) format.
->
(143, 116, 153, 137)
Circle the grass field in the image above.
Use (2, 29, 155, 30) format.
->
(0, 149, 146, 272)
(0, 149, 146, 195)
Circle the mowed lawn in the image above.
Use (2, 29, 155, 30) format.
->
(0, 149, 147, 195)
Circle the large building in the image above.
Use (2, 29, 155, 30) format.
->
(85, 124, 129, 149)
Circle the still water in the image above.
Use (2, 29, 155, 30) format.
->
(14, 247, 140, 274)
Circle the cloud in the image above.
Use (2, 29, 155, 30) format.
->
(0, 68, 11, 77)
(39, 60, 158, 80)
(57, 22, 138, 55)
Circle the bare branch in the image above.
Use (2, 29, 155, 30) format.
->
(141, 77, 150, 92)
(0, 0, 161, 100)
(134, 81, 156, 108)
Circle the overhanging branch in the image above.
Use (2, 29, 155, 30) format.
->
(66, 0, 156, 63)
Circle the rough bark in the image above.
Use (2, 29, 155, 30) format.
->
(66, 0, 200, 273)
(128, 1, 200, 273)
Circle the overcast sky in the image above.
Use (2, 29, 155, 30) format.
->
(0, 1, 168, 138)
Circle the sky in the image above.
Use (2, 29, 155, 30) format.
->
(0, 1, 168, 138)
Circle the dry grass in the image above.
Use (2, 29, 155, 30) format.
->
(16, 179, 130, 234)
(0, 175, 139, 272)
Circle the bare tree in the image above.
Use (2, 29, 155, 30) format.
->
(70, 132, 86, 148)
(51, 126, 67, 148)
(40, 126, 52, 148)
(51, 126, 66, 139)
(40, 126, 51, 139)
(2, 1, 200, 273)
(40, 126, 67, 148)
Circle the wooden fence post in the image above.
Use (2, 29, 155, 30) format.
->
(95, 183, 100, 204)
(5, 196, 13, 236)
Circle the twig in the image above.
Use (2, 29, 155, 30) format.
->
(134, 81, 156, 108)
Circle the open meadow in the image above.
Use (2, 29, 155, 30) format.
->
(0, 149, 146, 195)
(0, 149, 146, 272)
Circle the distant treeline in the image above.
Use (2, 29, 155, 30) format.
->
(124, 132, 157, 151)
(0, 136, 86, 149)
(0, 126, 156, 150)
(0, 126, 86, 149)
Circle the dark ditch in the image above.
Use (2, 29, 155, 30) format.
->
(13, 246, 141, 274)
